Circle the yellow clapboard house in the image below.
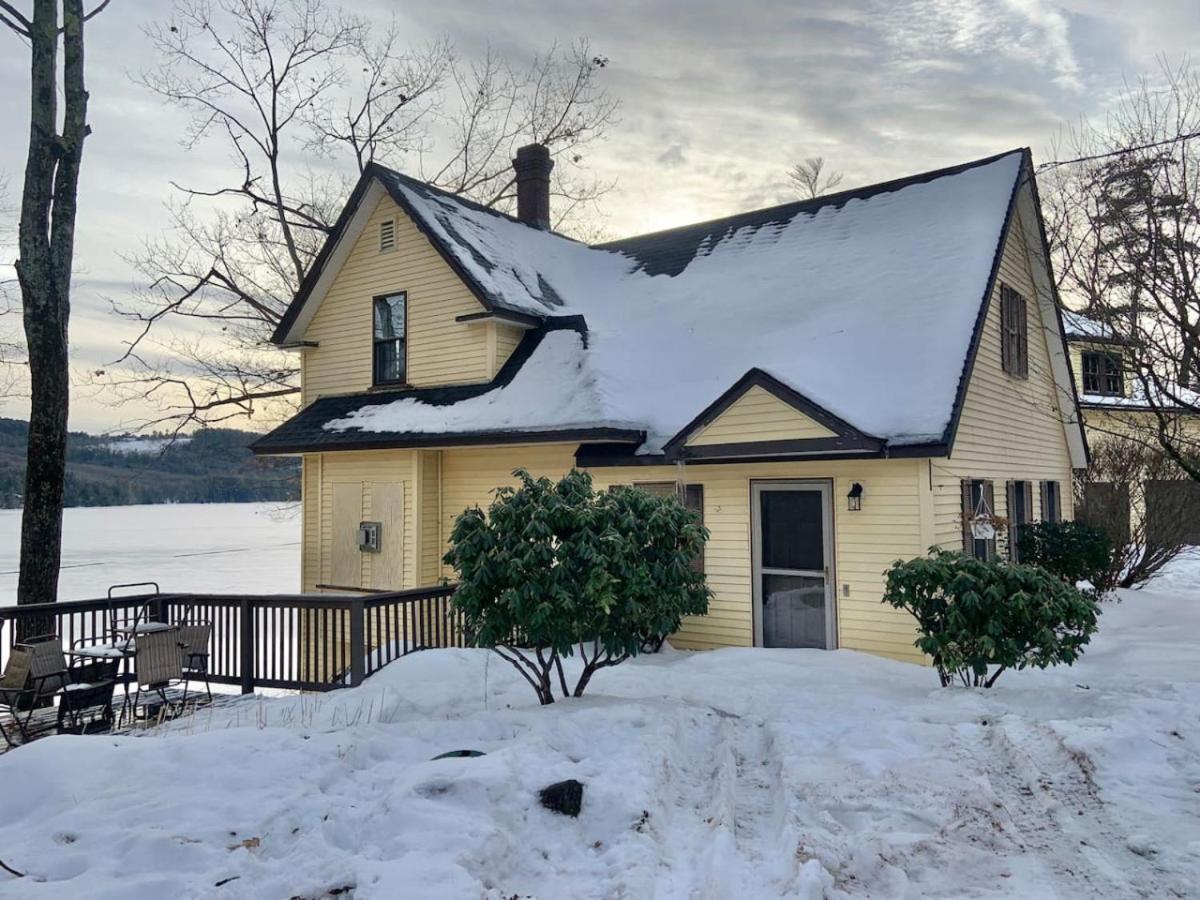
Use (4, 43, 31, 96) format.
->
(1061, 310, 1200, 542)
(253, 145, 1088, 663)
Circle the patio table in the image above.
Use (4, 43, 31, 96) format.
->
(111, 622, 173, 638)
(70, 642, 136, 724)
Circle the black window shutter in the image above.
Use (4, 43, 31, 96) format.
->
(1018, 293, 1029, 377)
(983, 481, 997, 559)
(683, 484, 704, 573)
(1000, 288, 1012, 374)
(961, 480, 974, 553)
(1006, 481, 1019, 562)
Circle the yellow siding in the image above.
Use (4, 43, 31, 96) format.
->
(300, 455, 321, 591)
(418, 450, 443, 584)
(300, 194, 490, 403)
(493, 323, 525, 376)
(687, 385, 837, 445)
(933, 207, 1076, 552)
(438, 445, 579, 579)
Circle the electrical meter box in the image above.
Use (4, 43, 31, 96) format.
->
(357, 521, 381, 553)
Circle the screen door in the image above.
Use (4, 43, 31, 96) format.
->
(751, 482, 835, 649)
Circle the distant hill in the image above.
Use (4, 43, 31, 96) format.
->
(0, 419, 298, 508)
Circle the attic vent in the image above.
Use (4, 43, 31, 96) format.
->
(379, 219, 396, 252)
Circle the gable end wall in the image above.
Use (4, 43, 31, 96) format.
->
(300, 194, 491, 403)
(687, 385, 838, 445)
(933, 205, 1076, 552)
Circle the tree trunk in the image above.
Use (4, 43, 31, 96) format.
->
(13, 0, 90, 638)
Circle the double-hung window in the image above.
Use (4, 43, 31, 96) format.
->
(373, 293, 407, 386)
(1081, 351, 1123, 396)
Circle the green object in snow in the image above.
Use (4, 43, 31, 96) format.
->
(432, 749, 486, 760)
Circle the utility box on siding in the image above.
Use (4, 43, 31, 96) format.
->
(357, 521, 381, 553)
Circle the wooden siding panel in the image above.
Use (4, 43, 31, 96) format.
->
(330, 482, 364, 588)
(369, 482, 405, 590)
(934, 207, 1077, 554)
(300, 194, 490, 403)
(687, 385, 837, 445)
(419, 450, 443, 584)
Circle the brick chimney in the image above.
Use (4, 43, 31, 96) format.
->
(513, 143, 554, 229)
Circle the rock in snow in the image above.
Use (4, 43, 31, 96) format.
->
(538, 779, 585, 817)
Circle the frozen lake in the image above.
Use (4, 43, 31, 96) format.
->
(0, 502, 301, 603)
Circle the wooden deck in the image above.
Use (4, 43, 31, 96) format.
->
(1, 688, 268, 753)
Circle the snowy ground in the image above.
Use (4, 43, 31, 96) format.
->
(0, 558, 1197, 898)
(0, 503, 300, 602)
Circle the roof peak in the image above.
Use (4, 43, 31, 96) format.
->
(596, 148, 1028, 251)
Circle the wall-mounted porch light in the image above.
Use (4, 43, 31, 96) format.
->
(847, 482, 864, 512)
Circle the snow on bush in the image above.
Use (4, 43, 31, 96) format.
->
(444, 468, 709, 704)
(882, 549, 1100, 687)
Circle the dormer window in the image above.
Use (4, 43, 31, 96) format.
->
(379, 219, 396, 252)
(1081, 350, 1123, 396)
(1000, 284, 1028, 378)
(373, 292, 406, 385)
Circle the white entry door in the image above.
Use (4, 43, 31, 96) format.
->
(751, 481, 836, 649)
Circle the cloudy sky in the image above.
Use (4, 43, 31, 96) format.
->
(0, 0, 1196, 432)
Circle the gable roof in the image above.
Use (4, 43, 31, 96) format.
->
(259, 148, 1088, 464)
(662, 368, 884, 459)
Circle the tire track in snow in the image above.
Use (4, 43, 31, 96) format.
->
(974, 715, 1188, 899)
(649, 709, 803, 898)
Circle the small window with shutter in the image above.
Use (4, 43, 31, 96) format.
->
(1006, 480, 1033, 562)
(1040, 481, 1063, 523)
(379, 219, 396, 252)
(1000, 284, 1028, 379)
(961, 478, 996, 560)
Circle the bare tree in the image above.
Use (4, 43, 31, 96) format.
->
(788, 156, 843, 199)
(0, 173, 27, 392)
(1075, 437, 1194, 588)
(1043, 58, 1200, 479)
(102, 0, 616, 435)
(2, 0, 108, 618)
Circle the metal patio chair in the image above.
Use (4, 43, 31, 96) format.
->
(129, 626, 187, 724)
(0, 637, 69, 745)
(0, 647, 35, 747)
(176, 621, 213, 703)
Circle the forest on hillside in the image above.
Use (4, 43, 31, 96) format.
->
(0, 420, 298, 508)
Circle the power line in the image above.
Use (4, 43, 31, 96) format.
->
(1037, 130, 1200, 172)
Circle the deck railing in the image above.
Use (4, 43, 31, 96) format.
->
(0, 584, 462, 694)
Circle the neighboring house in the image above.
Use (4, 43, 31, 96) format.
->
(1061, 309, 1200, 542)
(253, 145, 1087, 663)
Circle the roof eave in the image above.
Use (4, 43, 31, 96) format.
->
(251, 426, 646, 456)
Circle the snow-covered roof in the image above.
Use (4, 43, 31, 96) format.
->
(262, 150, 1065, 458)
(1061, 310, 1125, 344)
(1080, 379, 1200, 412)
